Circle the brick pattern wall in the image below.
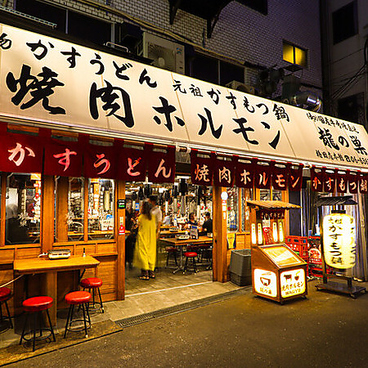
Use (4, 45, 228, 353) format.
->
(11, 0, 322, 90)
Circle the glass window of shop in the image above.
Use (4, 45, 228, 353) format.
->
(240, 188, 253, 232)
(227, 187, 238, 232)
(55, 177, 115, 242)
(5, 173, 41, 244)
(55, 177, 84, 242)
(88, 178, 114, 240)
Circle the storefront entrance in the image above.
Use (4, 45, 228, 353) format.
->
(124, 179, 214, 294)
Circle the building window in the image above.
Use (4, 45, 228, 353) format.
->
(332, 1, 358, 44)
(6, 173, 41, 245)
(283, 42, 308, 68)
(16, 0, 112, 47)
(338, 93, 364, 125)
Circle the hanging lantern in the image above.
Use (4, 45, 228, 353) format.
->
(322, 212, 356, 269)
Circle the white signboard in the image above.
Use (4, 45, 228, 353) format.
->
(323, 213, 356, 269)
(1, 24, 368, 169)
(280, 268, 306, 298)
(254, 268, 277, 297)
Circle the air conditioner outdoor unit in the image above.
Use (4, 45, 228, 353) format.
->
(226, 80, 256, 95)
(137, 32, 185, 74)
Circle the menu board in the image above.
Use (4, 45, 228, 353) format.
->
(262, 245, 304, 267)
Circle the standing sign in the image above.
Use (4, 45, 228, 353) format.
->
(322, 212, 356, 269)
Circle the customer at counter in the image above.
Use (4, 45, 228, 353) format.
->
(133, 201, 157, 280)
(186, 212, 198, 228)
(201, 212, 213, 235)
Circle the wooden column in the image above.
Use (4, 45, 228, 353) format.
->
(116, 180, 125, 300)
(0, 173, 7, 245)
(212, 186, 228, 282)
(55, 176, 69, 242)
(40, 175, 57, 323)
(41, 175, 54, 253)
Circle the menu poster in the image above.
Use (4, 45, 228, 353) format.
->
(263, 245, 304, 267)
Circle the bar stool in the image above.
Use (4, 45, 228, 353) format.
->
(64, 291, 91, 338)
(0, 287, 13, 329)
(20, 296, 56, 352)
(80, 277, 104, 313)
(165, 247, 178, 266)
(183, 251, 198, 273)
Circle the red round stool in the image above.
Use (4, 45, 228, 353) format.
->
(80, 277, 104, 313)
(183, 252, 198, 273)
(19, 296, 56, 352)
(64, 291, 91, 338)
(0, 287, 13, 329)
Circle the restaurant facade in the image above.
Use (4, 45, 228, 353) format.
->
(1, 23, 368, 318)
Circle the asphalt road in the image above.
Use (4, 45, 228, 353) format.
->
(4, 279, 368, 368)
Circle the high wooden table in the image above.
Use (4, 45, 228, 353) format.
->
(160, 236, 213, 273)
(13, 255, 100, 326)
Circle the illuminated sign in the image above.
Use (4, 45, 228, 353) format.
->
(2, 24, 368, 169)
(254, 269, 277, 297)
(251, 223, 257, 245)
(280, 268, 305, 298)
(323, 213, 356, 269)
(257, 223, 263, 244)
(272, 222, 278, 242)
(278, 220, 284, 242)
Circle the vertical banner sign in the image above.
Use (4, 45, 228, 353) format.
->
(221, 191, 228, 221)
(323, 213, 356, 269)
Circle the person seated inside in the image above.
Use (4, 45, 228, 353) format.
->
(186, 212, 198, 228)
(201, 212, 213, 235)
(162, 211, 172, 226)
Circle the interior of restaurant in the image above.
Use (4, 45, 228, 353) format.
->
(3, 167, 289, 297)
(124, 178, 215, 294)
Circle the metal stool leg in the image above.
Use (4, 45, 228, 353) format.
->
(19, 312, 29, 345)
(97, 287, 104, 312)
(45, 308, 56, 342)
(81, 303, 88, 338)
(64, 305, 72, 338)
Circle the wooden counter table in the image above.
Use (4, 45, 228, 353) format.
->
(13, 255, 100, 326)
(160, 236, 213, 273)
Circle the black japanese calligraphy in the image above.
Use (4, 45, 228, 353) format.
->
(6, 64, 66, 114)
(89, 80, 134, 127)
(139, 68, 157, 88)
(0, 33, 12, 50)
(198, 108, 223, 139)
(61, 47, 81, 68)
(153, 97, 185, 132)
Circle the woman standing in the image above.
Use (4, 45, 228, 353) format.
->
(133, 201, 157, 280)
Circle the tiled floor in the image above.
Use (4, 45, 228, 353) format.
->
(0, 265, 242, 350)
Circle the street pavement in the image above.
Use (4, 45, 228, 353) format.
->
(3, 279, 368, 368)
